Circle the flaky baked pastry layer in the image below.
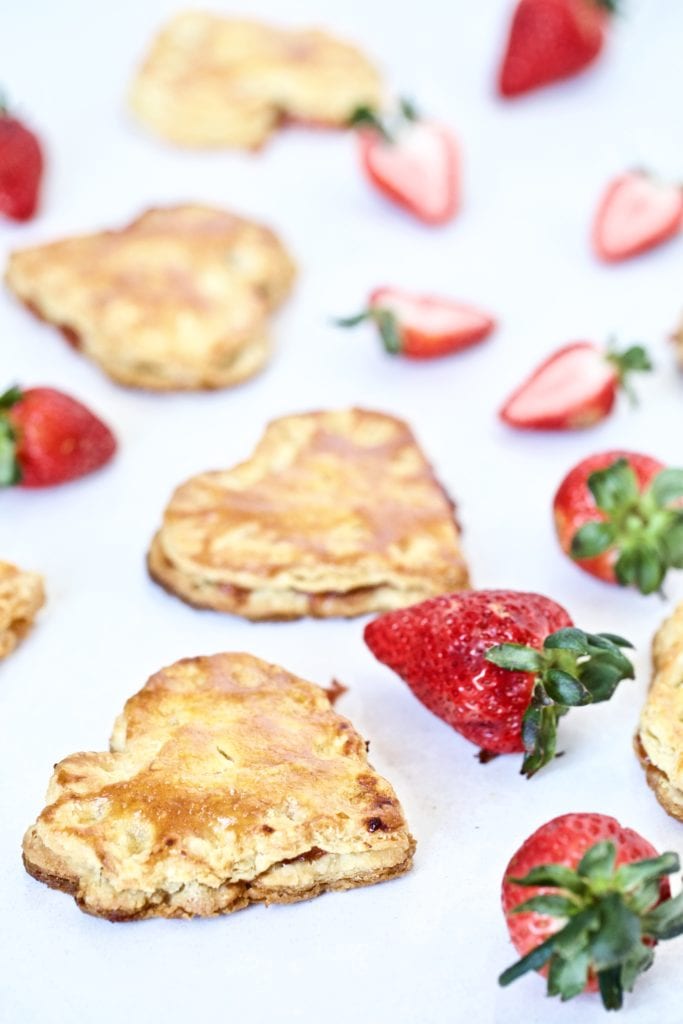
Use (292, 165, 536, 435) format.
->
(23, 653, 415, 920)
(636, 602, 683, 820)
(129, 13, 382, 149)
(5, 205, 296, 391)
(148, 408, 470, 620)
(0, 561, 44, 660)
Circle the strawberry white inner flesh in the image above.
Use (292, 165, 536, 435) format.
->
(370, 289, 490, 337)
(505, 345, 614, 422)
(367, 122, 456, 220)
(599, 174, 683, 256)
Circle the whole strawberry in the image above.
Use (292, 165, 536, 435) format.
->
(350, 99, 460, 225)
(0, 386, 116, 488)
(592, 171, 683, 263)
(499, 340, 651, 430)
(498, 0, 617, 99)
(336, 287, 495, 360)
(364, 590, 634, 776)
(499, 813, 683, 1009)
(554, 451, 683, 593)
(0, 101, 43, 221)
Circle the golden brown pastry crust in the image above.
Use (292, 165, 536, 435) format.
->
(23, 653, 415, 920)
(129, 13, 382, 149)
(636, 602, 683, 821)
(148, 408, 470, 621)
(5, 205, 296, 391)
(0, 561, 45, 660)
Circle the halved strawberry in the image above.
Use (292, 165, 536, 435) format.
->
(592, 171, 683, 262)
(553, 451, 683, 593)
(336, 287, 495, 360)
(500, 340, 651, 430)
(350, 100, 460, 225)
(499, 813, 683, 1009)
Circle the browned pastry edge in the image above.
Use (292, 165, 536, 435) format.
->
(22, 841, 415, 922)
(634, 733, 683, 823)
(16, 298, 265, 394)
(146, 532, 459, 621)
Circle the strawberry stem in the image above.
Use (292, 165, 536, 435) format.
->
(499, 842, 683, 1009)
(570, 458, 683, 594)
(333, 307, 403, 355)
(605, 342, 652, 406)
(348, 106, 393, 143)
(485, 628, 634, 777)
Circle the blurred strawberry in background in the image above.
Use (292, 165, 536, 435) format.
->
(592, 171, 683, 262)
(350, 99, 460, 224)
(498, 0, 617, 98)
(0, 98, 43, 220)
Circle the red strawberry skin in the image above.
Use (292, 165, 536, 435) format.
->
(369, 287, 495, 359)
(364, 590, 572, 753)
(8, 388, 116, 487)
(0, 113, 43, 221)
(358, 121, 460, 225)
(553, 450, 664, 582)
(502, 812, 667, 990)
(592, 172, 683, 263)
(500, 341, 616, 430)
(499, 0, 610, 98)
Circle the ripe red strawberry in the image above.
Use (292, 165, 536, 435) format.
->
(350, 100, 459, 225)
(336, 287, 495, 359)
(498, 0, 616, 99)
(0, 386, 116, 488)
(499, 340, 651, 430)
(0, 103, 43, 221)
(592, 171, 683, 262)
(364, 590, 634, 776)
(499, 813, 683, 1009)
(553, 451, 683, 593)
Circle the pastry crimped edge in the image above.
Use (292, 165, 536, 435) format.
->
(636, 601, 683, 821)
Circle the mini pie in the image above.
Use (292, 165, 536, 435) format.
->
(5, 205, 296, 391)
(22, 652, 415, 921)
(636, 601, 683, 821)
(148, 408, 470, 620)
(129, 13, 382, 149)
(0, 561, 45, 660)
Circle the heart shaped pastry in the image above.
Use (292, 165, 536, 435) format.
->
(130, 14, 382, 149)
(5, 205, 296, 391)
(0, 560, 44, 660)
(23, 653, 415, 920)
(148, 408, 470, 620)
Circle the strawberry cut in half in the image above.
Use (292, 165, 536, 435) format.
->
(350, 99, 460, 225)
(498, 0, 617, 99)
(499, 813, 683, 1010)
(364, 590, 634, 777)
(500, 340, 651, 430)
(554, 451, 683, 593)
(336, 287, 495, 360)
(0, 100, 43, 221)
(592, 171, 683, 262)
(0, 386, 116, 488)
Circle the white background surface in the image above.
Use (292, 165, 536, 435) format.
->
(1, 1, 682, 1021)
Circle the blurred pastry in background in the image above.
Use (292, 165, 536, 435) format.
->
(149, 408, 470, 620)
(0, 561, 44, 660)
(129, 13, 382, 149)
(5, 205, 296, 391)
